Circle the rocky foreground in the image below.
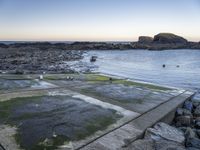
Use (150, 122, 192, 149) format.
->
(0, 48, 84, 74)
(127, 92, 200, 150)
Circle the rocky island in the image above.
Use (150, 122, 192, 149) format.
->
(132, 33, 200, 50)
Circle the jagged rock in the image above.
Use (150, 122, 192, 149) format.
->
(186, 138, 200, 149)
(183, 101, 193, 112)
(193, 102, 200, 109)
(138, 36, 153, 43)
(153, 33, 188, 44)
(179, 127, 188, 133)
(176, 108, 193, 117)
(195, 129, 200, 138)
(145, 122, 185, 144)
(195, 121, 200, 129)
(175, 116, 192, 127)
(194, 105, 200, 117)
(185, 128, 196, 140)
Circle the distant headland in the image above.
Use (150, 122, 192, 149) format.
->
(0, 33, 200, 50)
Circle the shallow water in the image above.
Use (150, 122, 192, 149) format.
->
(83, 49, 200, 90)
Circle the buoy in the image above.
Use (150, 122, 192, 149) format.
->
(163, 64, 166, 68)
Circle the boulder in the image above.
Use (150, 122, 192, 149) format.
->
(153, 33, 188, 44)
(145, 122, 185, 144)
(195, 121, 200, 129)
(125, 139, 155, 150)
(176, 108, 192, 117)
(195, 129, 200, 138)
(155, 139, 186, 150)
(175, 116, 192, 127)
(186, 138, 200, 149)
(185, 128, 197, 140)
(183, 101, 193, 112)
(193, 102, 200, 109)
(138, 36, 153, 44)
(194, 105, 200, 117)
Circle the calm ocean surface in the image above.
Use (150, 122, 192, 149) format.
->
(83, 49, 200, 91)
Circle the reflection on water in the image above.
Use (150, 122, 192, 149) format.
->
(83, 49, 200, 90)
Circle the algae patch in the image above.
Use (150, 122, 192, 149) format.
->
(0, 95, 121, 150)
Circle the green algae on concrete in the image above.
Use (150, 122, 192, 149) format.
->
(84, 74, 171, 91)
(0, 95, 122, 150)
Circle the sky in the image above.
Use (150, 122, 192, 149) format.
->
(0, 0, 200, 41)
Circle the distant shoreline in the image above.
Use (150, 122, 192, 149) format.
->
(0, 33, 199, 50)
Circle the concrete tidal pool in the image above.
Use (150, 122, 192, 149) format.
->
(0, 94, 122, 150)
(0, 74, 185, 150)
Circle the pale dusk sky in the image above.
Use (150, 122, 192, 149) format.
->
(0, 0, 200, 41)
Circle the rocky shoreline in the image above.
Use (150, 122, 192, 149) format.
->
(127, 92, 200, 150)
(0, 33, 200, 74)
(0, 48, 84, 74)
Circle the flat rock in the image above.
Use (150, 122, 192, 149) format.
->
(155, 139, 186, 150)
(145, 122, 185, 144)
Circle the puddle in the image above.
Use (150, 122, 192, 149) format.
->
(0, 95, 122, 150)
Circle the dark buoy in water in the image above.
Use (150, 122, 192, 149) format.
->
(177, 65, 180, 68)
(163, 64, 166, 68)
(90, 56, 97, 62)
(109, 77, 113, 83)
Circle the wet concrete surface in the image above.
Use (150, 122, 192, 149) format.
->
(0, 79, 38, 90)
(81, 83, 177, 113)
(0, 74, 185, 150)
(0, 95, 121, 150)
(48, 76, 181, 114)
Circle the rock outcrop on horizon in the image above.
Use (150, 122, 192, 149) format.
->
(133, 33, 200, 50)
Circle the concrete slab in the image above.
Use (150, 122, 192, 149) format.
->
(0, 74, 192, 150)
(0, 88, 139, 150)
